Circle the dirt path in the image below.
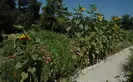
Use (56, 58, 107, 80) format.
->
(75, 46, 132, 82)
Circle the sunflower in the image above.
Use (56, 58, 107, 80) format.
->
(97, 16, 102, 21)
(96, 12, 101, 16)
(113, 17, 120, 21)
(93, 7, 97, 11)
(79, 8, 85, 12)
(18, 33, 31, 40)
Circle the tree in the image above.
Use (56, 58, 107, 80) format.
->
(56, 16, 70, 33)
(18, 0, 29, 9)
(121, 14, 133, 29)
(0, 0, 16, 33)
(18, 0, 42, 21)
(41, 0, 71, 31)
(29, 0, 42, 21)
(12, 9, 34, 28)
(14, 0, 42, 28)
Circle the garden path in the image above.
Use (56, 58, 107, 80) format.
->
(75, 46, 133, 82)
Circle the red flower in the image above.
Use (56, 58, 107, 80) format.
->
(42, 56, 45, 60)
(47, 57, 51, 61)
(42, 56, 52, 64)
(45, 60, 49, 64)
(8, 56, 16, 59)
(13, 56, 16, 59)
(9, 56, 13, 59)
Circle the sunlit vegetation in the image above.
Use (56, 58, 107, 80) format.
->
(0, 0, 133, 82)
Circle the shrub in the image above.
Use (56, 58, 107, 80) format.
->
(123, 48, 133, 82)
(118, 30, 133, 50)
(0, 29, 77, 82)
(126, 31, 133, 43)
(30, 29, 77, 81)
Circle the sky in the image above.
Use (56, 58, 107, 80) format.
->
(38, 0, 133, 19)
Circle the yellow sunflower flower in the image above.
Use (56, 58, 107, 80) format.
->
(113, 17, 120, 21)
(97, 16, 102, 21)
(79, 8, 86, 12)
(96, 12, 101, 16)
(18, 33, 31, 40)
(93, 7, 97, 11)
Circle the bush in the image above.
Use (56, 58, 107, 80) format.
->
(126, 31, 133, 43)
(118, 30, 133, 50)
(0, 29, 77, 82)
(123, 48, 133, 82)
(31, 29, 77, 81)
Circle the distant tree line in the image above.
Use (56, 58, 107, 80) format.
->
(121, 14, 133, 30)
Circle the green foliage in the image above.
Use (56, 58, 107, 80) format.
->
(123, 48, 133, 82)
(121, 14, 133, 29)
(13, 0, 42, 29)
(0, 0, 16, 33)
(67, 4, 126, 66)
(12, 10, 34, 29)
(111, 14, 133, 30)
(55, 16, 70, 33)
(41, 0, 71, 32)
(127, 31, 133, 43)
(31, 29, 77, 81)
(1, 1, 133, 81)
(0, 29, 77, 82)
(29, 1, 42, 20)
(0, 59, 20, 82)
(0, 33, 44, 82)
